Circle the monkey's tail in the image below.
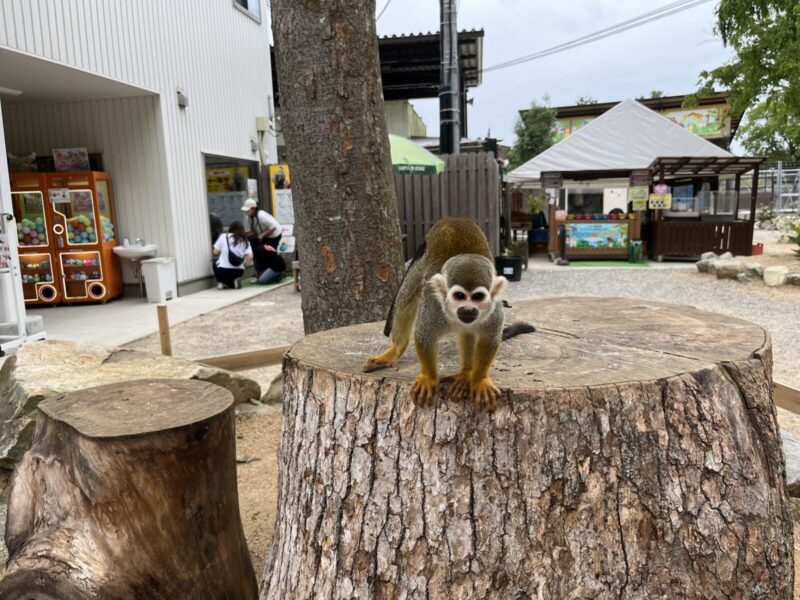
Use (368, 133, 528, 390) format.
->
(384, 241, 427, 337)
(502, 321, 536, 341)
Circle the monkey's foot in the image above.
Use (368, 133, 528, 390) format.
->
(362, 353, 398, 373)
(443, 371, 472, 401)
(468, 378, 501, 412)
(411, 373, 439, 407)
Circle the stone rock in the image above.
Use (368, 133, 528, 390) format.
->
(700, 251, 718, 261)
(696, 259, 713, 273)
(719, 251, 734, 260)
(741, 263, 763, 278)
(736, 272, 753, 283)
(786, 273, 800, 286)
(714, 260, 744, 279)
(763, 265, 789, 287)
(261, 372, 284, 404)
(782, 429, 800, 497)
(0, 340, 260, 468)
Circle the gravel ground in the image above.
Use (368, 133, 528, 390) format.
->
(507, 266, 800, 389)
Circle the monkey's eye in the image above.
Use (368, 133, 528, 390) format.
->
(453, 291, 467, 301)
(471, 292, 486, 302)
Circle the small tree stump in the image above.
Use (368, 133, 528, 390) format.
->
(0, 380, 257, 600)
(260, 298, 793, 599)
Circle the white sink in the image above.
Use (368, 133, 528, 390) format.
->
(113, 244, 158, 259)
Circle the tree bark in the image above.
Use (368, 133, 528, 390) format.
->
(271, 0, 404, 335)
(260, 298, 793, 599)
(0, 380, 257, 600)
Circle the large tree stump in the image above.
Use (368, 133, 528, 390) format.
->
(260, 298, 793, 599)
(0, 380, 257, 600)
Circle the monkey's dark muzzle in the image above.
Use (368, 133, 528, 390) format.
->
(457, 307, 479, 323)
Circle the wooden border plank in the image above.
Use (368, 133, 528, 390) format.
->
(197, 345, 291, 372)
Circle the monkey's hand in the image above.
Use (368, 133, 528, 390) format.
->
(411, 373, 439, 407)
(468, 378, 501, 412)
(443, 371, 472, 401)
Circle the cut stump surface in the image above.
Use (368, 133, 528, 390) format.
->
(260, 297, 793, 599)
(0, 379, 257, 600)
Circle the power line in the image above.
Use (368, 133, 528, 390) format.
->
(483, 0, 714, 74)
(376, 0, 393, 21)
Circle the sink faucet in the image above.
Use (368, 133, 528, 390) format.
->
(134, 237, 145, 246)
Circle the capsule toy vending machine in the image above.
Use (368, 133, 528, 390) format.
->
(9, 172, 61, 305)
(45, 172, 122, 303)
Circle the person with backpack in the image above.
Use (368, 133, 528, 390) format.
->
(211, 220, 253, 289)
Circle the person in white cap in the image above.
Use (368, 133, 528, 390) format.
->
(241, 199, 282, 278)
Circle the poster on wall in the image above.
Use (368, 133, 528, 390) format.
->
(280, 224, 294, 237)
(277, 236, 296, 254)
(247, 179, 258, 199)
(53, 148, 90, 172)
(206, 167, 249, 193)
(602, 188, 628, 214)
(648, 193, 673, 210)
(628, 186, 649, 211)
(274, 189, 294, 225)
(565, 222, 629, 249)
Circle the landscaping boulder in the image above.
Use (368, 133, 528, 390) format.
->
(763, 265, 789, 287)
(0, 340, 260, 469)
(700, 251, 718, 261)
(786, 273, 800, 286)
(719, 251, 734, 260)
(696, 259, 713, 273)
(782, 428, 800, 497)
(737, 272, 753, 283)
(714, 260, 745, 279)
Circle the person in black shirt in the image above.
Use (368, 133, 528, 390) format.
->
(255, 242, 287, 285)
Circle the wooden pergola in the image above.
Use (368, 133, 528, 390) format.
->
(647, 156, 766, 259)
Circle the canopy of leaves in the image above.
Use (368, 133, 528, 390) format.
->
(508, 98, 557, 169)
(701, 0, 800, 159)
(575, 96, 598, 105)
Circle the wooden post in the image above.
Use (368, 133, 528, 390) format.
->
(259, 298, 793, 599)
(0, 380, 257, 599)
(157, 303, 172, 356)
(748, 165, 760, 251)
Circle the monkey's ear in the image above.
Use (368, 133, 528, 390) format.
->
(490, 276, 508, 300)
(429, 274, 448, 302)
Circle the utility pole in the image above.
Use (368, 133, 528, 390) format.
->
(439, 0, 460, 155)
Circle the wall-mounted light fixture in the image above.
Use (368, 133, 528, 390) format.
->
(0, 86, 23, 97)
(176, 90, 189, 109)
(250, 138, 258, 153)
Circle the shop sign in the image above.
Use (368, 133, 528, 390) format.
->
(629, 170, 650, 187)
(653, 183, 670, 195)
(541, 172, 563, 189)
(648, 193, 673, 210)
(48, 189, 70, 204)
(565, 222, 629, 249)
(629, 186, 649, 211)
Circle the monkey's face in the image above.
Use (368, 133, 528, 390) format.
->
(430, 274, 507, 328)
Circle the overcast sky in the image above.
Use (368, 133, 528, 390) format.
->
(375, 0, 733, 146)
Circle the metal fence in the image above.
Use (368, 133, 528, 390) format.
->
(394, 152, 501, 259)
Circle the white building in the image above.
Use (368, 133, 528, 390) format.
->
(0, 0, 277, 300)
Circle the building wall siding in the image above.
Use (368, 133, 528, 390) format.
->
(0, 0, 277, 282)
(3, 96, 174, 283)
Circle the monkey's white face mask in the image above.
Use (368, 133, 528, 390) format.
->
(429, 274, 507, 328)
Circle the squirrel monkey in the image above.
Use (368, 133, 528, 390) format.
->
(363, 217, 513, 411)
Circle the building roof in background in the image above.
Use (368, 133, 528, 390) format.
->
(507, 99, 732, 183)
(378, 29, 484, 100)
(270, 29, 484, 106)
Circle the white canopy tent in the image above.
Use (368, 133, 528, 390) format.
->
(507, 99, 732, 183)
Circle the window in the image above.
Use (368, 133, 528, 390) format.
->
(234, 0, 260, 21)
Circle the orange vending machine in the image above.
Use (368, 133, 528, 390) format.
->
(10, 172, 123, 305)
(9, 173, 61, 305)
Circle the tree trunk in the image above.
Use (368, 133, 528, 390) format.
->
(259, 298, 793, 599)
(271, 0, 404, 334)
(0, 380, 257, 600)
